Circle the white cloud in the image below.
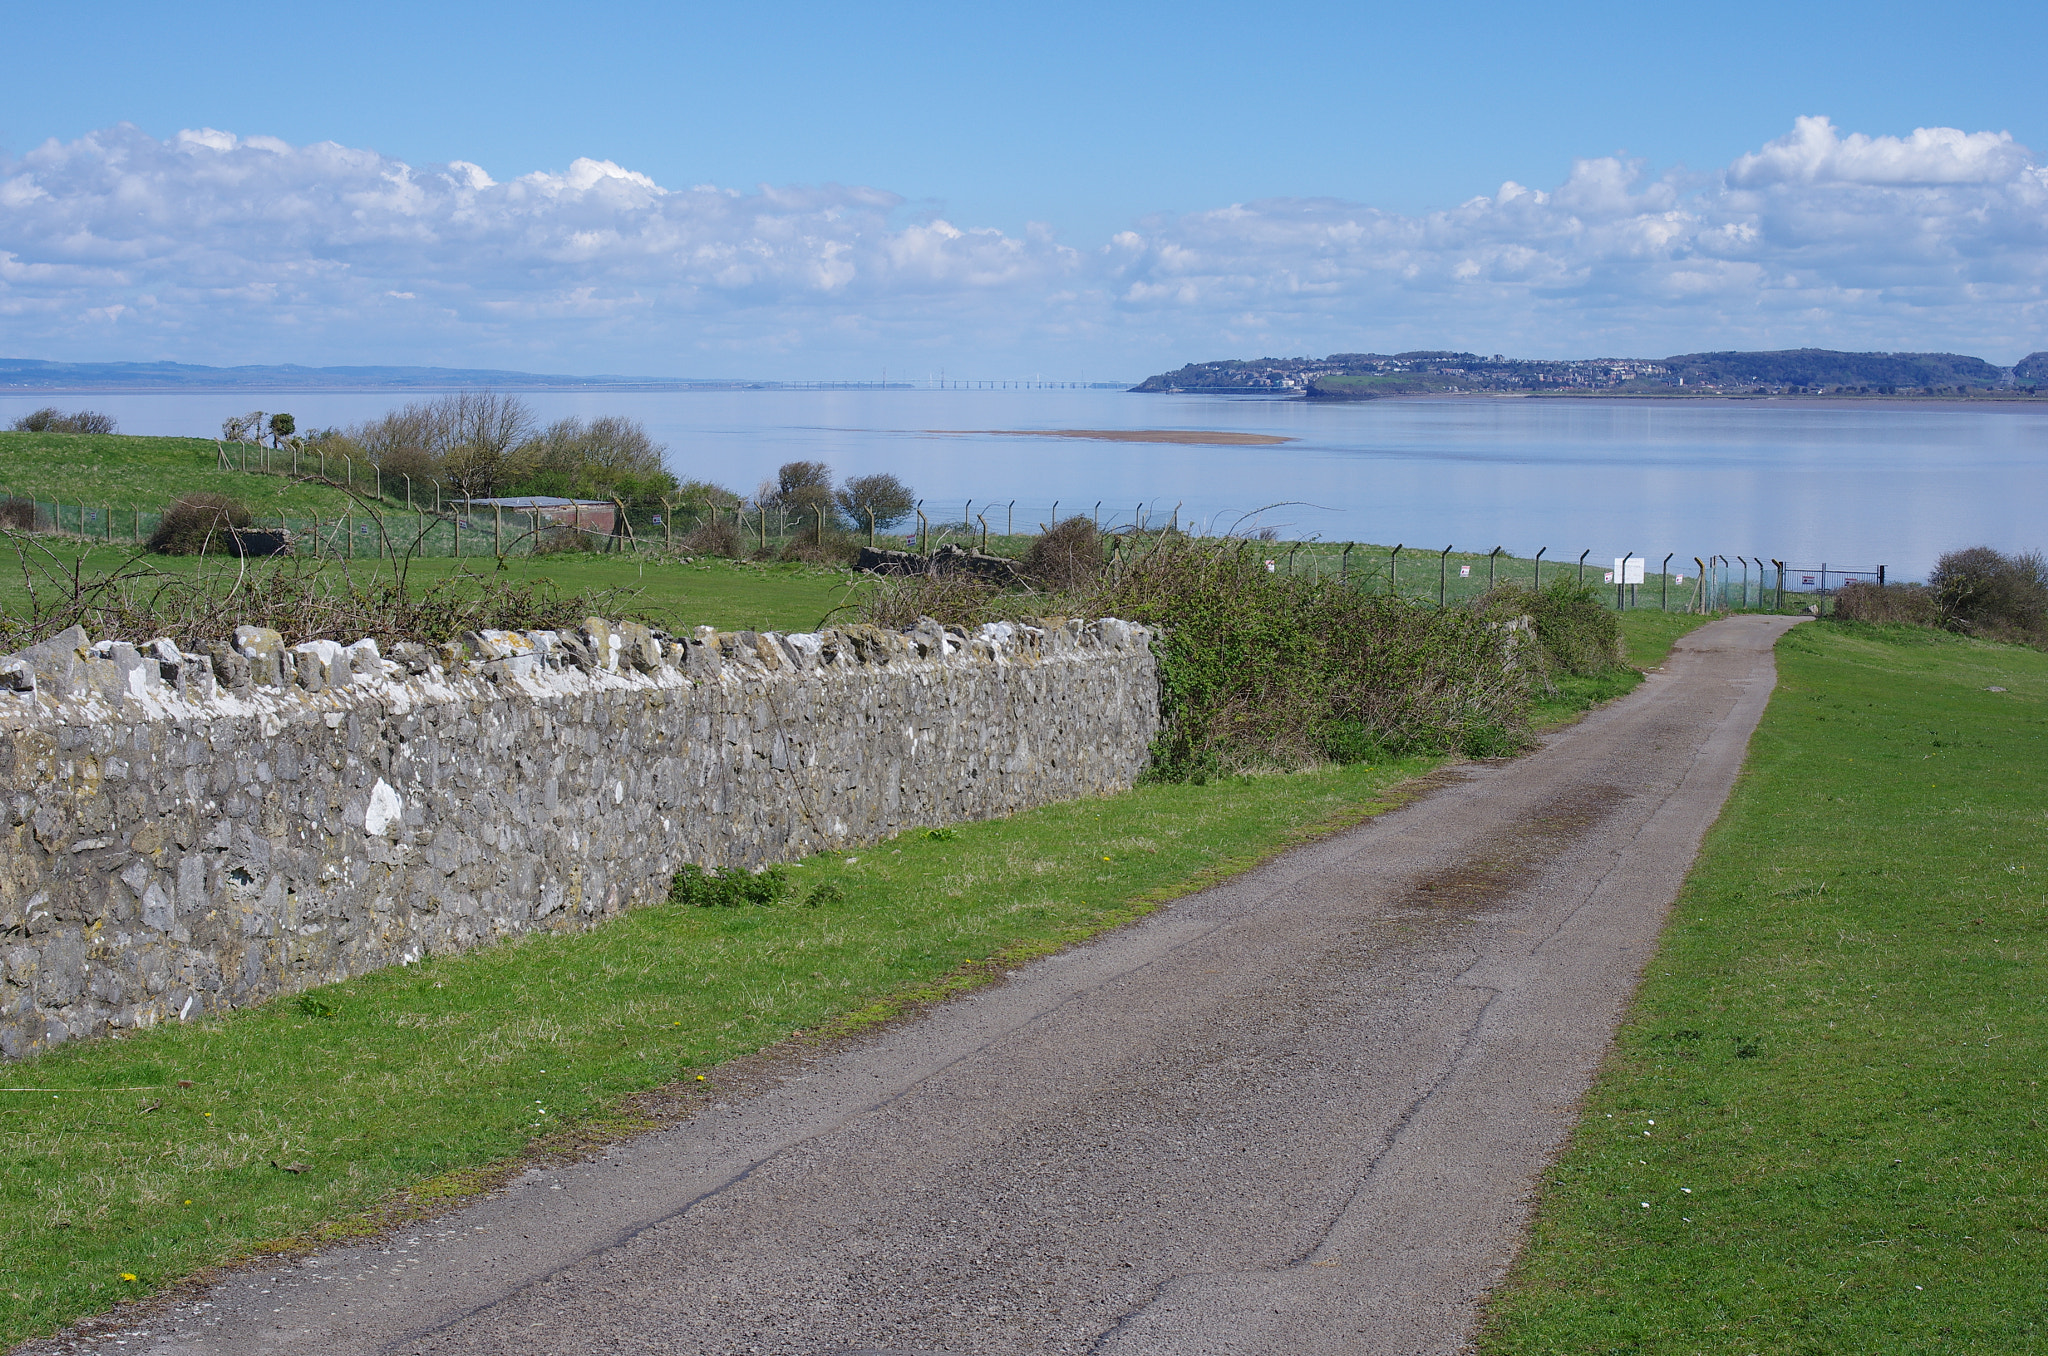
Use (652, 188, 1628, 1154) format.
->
(1, 117, 2045, 374)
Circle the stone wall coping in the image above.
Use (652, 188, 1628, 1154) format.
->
(0, 615, 1154, 730)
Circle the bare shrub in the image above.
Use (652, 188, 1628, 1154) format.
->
(148, 494, 254, 556)
(1022, 515, 1105, 590)
(680, 518, 744, 558)
(779, 530, 862, 566)
(0, 497, 46, 532)
(857, 571, 1013, 630)
(1832, 580, 1942, 626)
(12, 408, 116, 434)
(530, 527, 597, 557)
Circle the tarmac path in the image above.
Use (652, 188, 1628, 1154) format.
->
(102, 614, 1801, 1356)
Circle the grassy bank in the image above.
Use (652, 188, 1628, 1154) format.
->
(0, 756, 1436, 1345)
(1481, 622, 2048, 1352)
(0, 433, 379, 521)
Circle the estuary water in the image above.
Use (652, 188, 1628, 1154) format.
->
(6, 385, 2045, 577)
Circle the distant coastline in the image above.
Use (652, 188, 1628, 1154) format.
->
(1133, 348, 2047, 402)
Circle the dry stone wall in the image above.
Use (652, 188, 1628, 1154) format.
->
(0, 616, 1158, 1059)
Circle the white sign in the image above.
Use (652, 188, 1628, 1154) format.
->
(1459, 564, 1471, 577)
(1613, 557, 1646, 585)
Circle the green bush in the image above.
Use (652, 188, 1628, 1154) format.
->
(1475, 581, 1624, 678)
(1084, 541, 1531, 777)
(855, 536, 1551, 778)
(1929, 545, 2048, 642)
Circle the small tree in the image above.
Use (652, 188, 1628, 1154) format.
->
(761, 460, 838, 531)
(836, 472, 916, 532)
(268, 412, 296, 448)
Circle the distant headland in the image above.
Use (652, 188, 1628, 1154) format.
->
(1131, 349, 2048, 400)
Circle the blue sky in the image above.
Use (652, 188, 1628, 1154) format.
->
(2, 0, 2044, 378)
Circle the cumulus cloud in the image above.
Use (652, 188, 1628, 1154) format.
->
(1, 116, 2044, 373)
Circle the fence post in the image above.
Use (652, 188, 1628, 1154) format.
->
(1438, 545, 1453, 608)
(1774, 559, 1786, 610)
(1488, 545, 1502, 590)
(495, 504, 504, 558)
(1534, 546, 1546, 590)
(1578, 548, 1590, 584)
(1007, 500, 1016, 537)
(1878, 564, 1886, 589)
(977, 513, 988, 552)
(1389, 543, 1401, 592)
(1661, 553, 1673, 611)
(1617, 552, 1631, 610)
(1341, 543, 1353, 581)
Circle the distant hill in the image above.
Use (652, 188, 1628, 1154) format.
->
(1131, 349, 2044, 398)
(0, 359, 738, 391)
(1660, 349, 2007, 389)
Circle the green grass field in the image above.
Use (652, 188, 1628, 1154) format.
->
(0, 432, 382, 522)
(1481, 622, 2048, 1353)
(0, 756, 1438, 1345)
(0, 543, 870, 638)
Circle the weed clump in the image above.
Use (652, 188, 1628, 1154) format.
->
(669, 864, 789, 907)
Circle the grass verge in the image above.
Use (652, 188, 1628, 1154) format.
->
(0, 755, 1435, 1345)
(1479, 622, 2048, 1352)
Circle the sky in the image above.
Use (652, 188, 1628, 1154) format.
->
(1, 0, 2044, 380)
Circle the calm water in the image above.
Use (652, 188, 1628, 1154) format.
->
(7, 387, 2046, 577)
